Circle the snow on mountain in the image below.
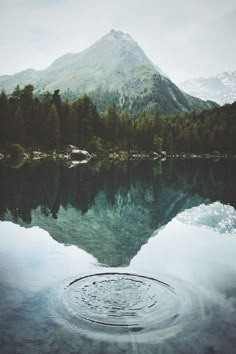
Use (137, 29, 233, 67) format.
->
(0, 30, 217, 115)
(179, 71, 236, 105)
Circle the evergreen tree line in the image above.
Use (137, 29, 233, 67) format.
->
(0, 85, 235, 153)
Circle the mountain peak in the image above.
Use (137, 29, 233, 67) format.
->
(103, 29, 134, 42)
(179, 70, 236, 105)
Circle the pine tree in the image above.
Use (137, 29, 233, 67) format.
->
(136, 112, 154, 151)
(0, 91, 9, 145)
(120, 112, 133, 149)
(47, 103, 60, 146)
(153, 135, 163, 153)
(20, 85, 35, 144)
(68, 104, 78, 144)
(103, 104, 120, 144)
(153, 110, 164, 138)
(73, 95, 100, 147)
(13, 105, 25, 144)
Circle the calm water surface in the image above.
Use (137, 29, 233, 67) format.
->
(0, 159, 236, 354)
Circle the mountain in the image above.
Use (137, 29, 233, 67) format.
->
(0, 29, 217, 115)
(179, 71, 236, 105)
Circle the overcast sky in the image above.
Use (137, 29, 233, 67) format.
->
(0, 0, 236, 83)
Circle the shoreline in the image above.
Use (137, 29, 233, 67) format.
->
(0, 146, 236, 165)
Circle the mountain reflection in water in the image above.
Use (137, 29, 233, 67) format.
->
(0, 159, 236, 266)
(0, 159, 236, 354)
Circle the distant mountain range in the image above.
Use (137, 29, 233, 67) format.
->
(179, 71, 236, 106)
(0, 29, 217, 115)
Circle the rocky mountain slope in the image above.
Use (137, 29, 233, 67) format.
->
(179, 71, 236, 105)
(0, 30, 216, 115)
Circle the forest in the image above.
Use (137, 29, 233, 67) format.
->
(0, 84, 235, 154)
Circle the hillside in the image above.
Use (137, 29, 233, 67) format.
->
(0, 30, 217, 115)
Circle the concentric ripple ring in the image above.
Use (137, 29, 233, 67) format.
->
(66, 272, 176, 327)
(50, 272, 203, 341)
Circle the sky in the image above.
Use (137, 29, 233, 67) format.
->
(0, 0, 236, 83)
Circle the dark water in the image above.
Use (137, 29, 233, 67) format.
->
(0, 159, 236, 353)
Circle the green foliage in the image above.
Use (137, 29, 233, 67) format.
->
(13, 106, 25, 143)
(153, 135, 163, 152)
(87, 136, 103, 152)
(135, 111, 154, 151)
(103, 104, 120, 143)
(70, 95, 101, 146)
(47, 103, 60, 146)
(0, 85, 235, 155)
(0, 91, 10, 145)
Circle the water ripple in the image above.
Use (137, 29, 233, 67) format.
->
(49, 272, 204, 342)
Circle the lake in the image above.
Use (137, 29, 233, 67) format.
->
(0, 158, 236, 354)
